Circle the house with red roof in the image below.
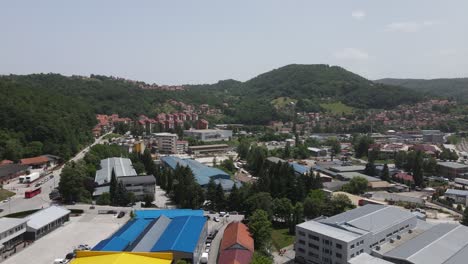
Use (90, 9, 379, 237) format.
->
(218, 222, 254, 264)
(393, 172, 414, 184)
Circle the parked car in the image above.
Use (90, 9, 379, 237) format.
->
(219, 211, 226, 217)
(214, 217, 220, 222)
(117, 211, 126, 218)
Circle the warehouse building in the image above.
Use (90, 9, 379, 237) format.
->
(161, 156, 238, 191)
(219, 222, 254, 264)
(188, 144, 229, 155)
(444, 189, 468, 205)
(0, 218, 28, 257)
(93, 209, 207, 264)
(24, 206, 70, 240)
(295, 205, 417, 264)
(0, 163, 28, 184)
(183, 129, 232, 142)
(93, 157, 156, 200)
(437, 162, 468, 179)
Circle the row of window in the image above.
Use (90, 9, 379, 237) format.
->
(350, 249, 364, 258)
(350, 240, 364, 249)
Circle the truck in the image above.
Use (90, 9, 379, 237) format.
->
(24, 172, 40, 183)
(200, 252, 208, 264)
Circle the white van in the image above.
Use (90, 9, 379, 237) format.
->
(200, 252, 208, 264)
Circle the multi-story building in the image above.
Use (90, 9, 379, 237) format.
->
(295, 205, 417, 264)
(176, 140, 189, 154)
(422, 130, 445, 144)
(183, 129, 232, 142)
(437, 162, 468, 179)
(153, 133, 178, 154)
(0, 218, 28, 256)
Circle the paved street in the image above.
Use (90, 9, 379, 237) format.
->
(0, 133, 109, 217)
(206, 213, 244, 264)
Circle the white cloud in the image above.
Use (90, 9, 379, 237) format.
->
(333, 48, 370, 60)
(386, 20, 440, 33)
(351, 10, 366, 20)
(438, 49, 457, 56)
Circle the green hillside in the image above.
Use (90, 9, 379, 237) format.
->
(375, 78, 468, 103)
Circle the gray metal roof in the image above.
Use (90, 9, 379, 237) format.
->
(338, 172, 380, 182)
(26, 206, 70, 230)
(119, 175, 156, 185)
(0, 217, 28, 234)
(131, 215, 171, 252)
(95, 158, 137, 185)
(438, 162, 468, 169)
(266, 157, 285, 164)
(349, 253, 394, 264)
(384, 223, 468, 264)
(320, 205, 415, 234)
(329, 165, 366, 172)
(445, 189, 468, 197)
(297, 220, 363, 243)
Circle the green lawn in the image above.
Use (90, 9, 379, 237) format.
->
(271, 97, 297, 109)
(0, 189, 15, 201)
(320, 102, 354, 115)
(103, 133, 122, 140)
(271, 227, 295, 251)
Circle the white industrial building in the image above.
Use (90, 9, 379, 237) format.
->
(0, 218, 28, 256)
(183, 129, 232, 142)
(444, 189, 468, 206)
(295, 205, 417, 264)
(24, 206, 70, 240)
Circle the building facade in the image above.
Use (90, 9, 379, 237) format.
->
(153, 133, 178, 154)
(295, 205, 417, 264)
(0, 218, 28, 257)
(437, 162, 468, 179)
(183, 129, 232, 142)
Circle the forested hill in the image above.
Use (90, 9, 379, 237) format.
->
(375, 78, 468, 103)
(235, 64, 422, 109)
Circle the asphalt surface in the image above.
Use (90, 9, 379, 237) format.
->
(206, 213, 244, 264)
(0, 133, 109, 217)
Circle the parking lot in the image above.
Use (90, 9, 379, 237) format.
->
(2, 211, 128, 264)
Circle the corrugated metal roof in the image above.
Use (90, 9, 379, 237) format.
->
(97, 219, 153, 251)
(218, 249, 253, 264)
(151, 215, 206, 253)
(119, 175, 156, 185)
(161, 156, 230, 186)
(320, 205, 416, 234)
(330, 165, 366, 172)
(289, 162, 310, 175)
(445, 189, 468, 197)
(438, 162, 468, 169)
(131, 216, 171, 252)
(338, 172, 380, 182)
(348, 253, 393, 264)
(384, 223, 468, 264)
(0, 218, 28, 234)
(297, 221, 362, 243)
(95, 158, 137, 185)
(135, 209, 204, 219)
(26, 206, 70, 230)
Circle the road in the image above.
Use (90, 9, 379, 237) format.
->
(0, 133, 110, 217)
(206, 213, 244, 264)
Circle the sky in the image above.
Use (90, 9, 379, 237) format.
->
(1, 0, 467, 85)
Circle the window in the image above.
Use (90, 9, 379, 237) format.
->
(360, 240, 364, 245)
(350, 244, 355, 249)
(386, 233, 392, 237)
(336, 243, 342, 249)
(360, 249, 364, 253)
(309, 243, 319, 250)
(299, 239, 306, 245)
(323, 239, 331, 245)
(351, 254, 355, 258)
(310, 234, 320, 241)
(298, 231, 306, 236)
(298, 247, 305, 253)
(380, 238, 385, 243)
(336, 253, 342, 259)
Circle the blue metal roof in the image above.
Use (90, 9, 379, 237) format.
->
(93, 218, 152, 251)
(151, 215, 206, 253)
(135, 209, 204, 219)
(289, 162, 310, 175)
(161, 156, 230, 186)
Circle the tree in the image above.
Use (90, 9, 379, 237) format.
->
(109, 169, 118, 205)
(96, 192, 111, 205)
(245, 192, 273, 217)
(291, 202, 304, 234)
(283, 142, 291, 159)
(342, 176, 368, 195)
(228, 184, 242, 212)
(58, 161, 92, 203)
(423, 157, 437, 176)
(353, 135, 374, 158)
(364, 162, 376, 176)
(214, 183, 226, 211)
(143, 194, 154, 207)
(206, 178, 217, 210)
(412, 151, 424, 187)
(395, 151, 407, 169)
(326, 137, 341, 156)
(272, 198, 293, 223)
(381, 163, 390, 181)
(251, 252, 273, 264)
(461, 207, 468, 226)
(324, 194, 355, 216)
(248, 209, 272, 251)
(237, 140, 250, 159)
(132, 161, 145, 175)
(304, 190, 326, 219)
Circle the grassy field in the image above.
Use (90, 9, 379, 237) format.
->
(103, 133, 122, 140)
(0, 189, 15, 201)
(320, 102, 354, 115)
(271, 227, 295, 251)
(271, 97, 297, 109)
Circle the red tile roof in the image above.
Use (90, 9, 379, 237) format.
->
(0, 160, 13, 165)
(218, 249, 253, 264)
(20, 156, 49, 165)
(220, 222, 254, 252)
(394, 172, 414, 182)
